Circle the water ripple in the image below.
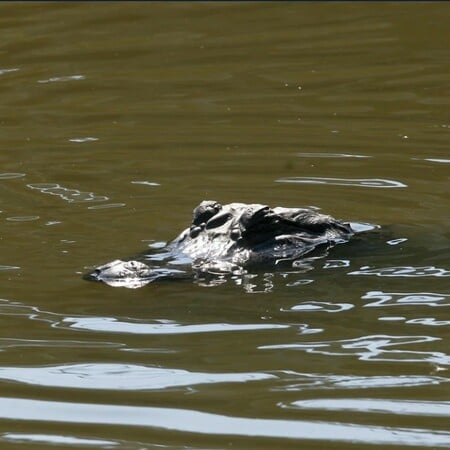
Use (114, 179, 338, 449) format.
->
(0, 398, 449, 447)
(261, 335, 450, 365)
(387, 238, 408, 245)
(68, 137, 98, 143)
(0, 173, 25, 180)
(0, 68, 19, 75)
(0, 299, 287, 336)
(131, 180, 161, 187)
(286, 398, 450, 417)
(0, 363, 274, 390)
(282, 301, 354, 313)
(6, 216, 40, 222)
(60, 316, 289, 335)
(0, 265, 20, 271)
(323, 259, 350, 269)
(296, 152, 371, 158)
(275, 177, 407, 188)
(423, 158, 450, 164)
(37, 75, 85, 84)
(363, 291, 450, 307)
(87, 203, 126, 210)
(349, 266, 450, 277)
(406, 318, 450, 326)
(27, 183, 108, 203)
(0, 338, 121, 351)
(274, 372, 449, 391)
(2, 433, 118, 447)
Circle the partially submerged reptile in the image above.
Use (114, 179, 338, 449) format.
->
(86, 200, 359, 288)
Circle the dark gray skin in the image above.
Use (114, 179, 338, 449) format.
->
(86, 201, 356, 288)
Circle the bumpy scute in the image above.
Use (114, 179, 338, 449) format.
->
(86, 200, 356, 288)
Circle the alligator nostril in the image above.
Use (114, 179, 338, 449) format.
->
(230, 228, 240, 240)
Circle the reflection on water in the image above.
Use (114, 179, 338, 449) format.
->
(0, 363, 274, 390)
(386, 237, 408, 245)
(27, 183, 109, 203)
(0, 265, 20, 271)
(87, 202, 126, 210)
(262, 335, 450, 365)
(379, 317, 450, 327)
(423, 158, 450, 164)
(0, 68, 19, 75)
(276, 176, 408, 188)
(323, 259, 350, 268)
(37, 74, 86, 84)
(0, 173, 25, 180)
(363, 291, 450, 307)
(61, 316, 289, 334)
(296, 152, 371, 158)
(349, 266, 450, 277)
(1, 397, 449, 447)
(274, 372, 450, 391)
(0, 339, 121, 352)
(282, 301, 354, 313)
(1, 2, 449, 449)
(0, 298, 289, 335)
(130, 180, 161, 187)
(2, 433, 119, 447)
(68, 136, 98, 143)
(286, 398, 450, 417)
(5, 216, 39, 222)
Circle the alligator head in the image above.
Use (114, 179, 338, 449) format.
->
(86, 200, 356, 288)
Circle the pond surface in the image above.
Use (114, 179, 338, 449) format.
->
(0, 3, 449, 449)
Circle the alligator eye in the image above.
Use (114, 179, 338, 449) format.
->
(241, 206, 271, 228)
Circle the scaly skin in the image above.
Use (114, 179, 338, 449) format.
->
(86, 200, 354, 288)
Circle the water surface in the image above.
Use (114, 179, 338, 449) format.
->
(0, 3, 449, 449)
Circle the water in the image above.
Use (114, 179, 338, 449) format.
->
(1, 2, 449, 449)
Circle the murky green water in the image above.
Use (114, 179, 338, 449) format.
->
(0, 2, 449, 449)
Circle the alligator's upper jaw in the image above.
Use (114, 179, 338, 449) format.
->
(85, 259, 187, 288)
(84, 259, 153, 288)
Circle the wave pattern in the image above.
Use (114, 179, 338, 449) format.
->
(276, 177, 407, 188)
(261, 335, 450, 365)
(1, 2, 449, 449)
(0, 398, 449, 447)
(27, 183, 109, 203)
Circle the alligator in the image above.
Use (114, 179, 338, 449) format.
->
(85, 200, 358, 288)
